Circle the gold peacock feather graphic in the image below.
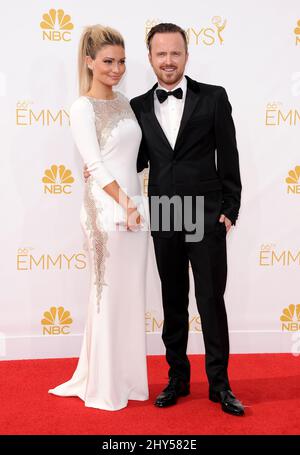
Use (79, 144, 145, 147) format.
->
(42, 165, 75, 184)
(40, 9, 74, 31)
(280, 304, 300, 322)
(285, 166, 300, 184)
(294, 20, 300, 36)
(41, 307, 73, 326)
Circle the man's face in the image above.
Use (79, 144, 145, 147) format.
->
(148, 32, 188, 89)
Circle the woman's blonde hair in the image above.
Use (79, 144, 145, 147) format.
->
(78, 24, 125, 95)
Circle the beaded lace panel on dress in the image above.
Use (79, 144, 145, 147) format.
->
(84, 178, 109, 314)
(88, 93, 136, 148)
(83, 93, 134, 313)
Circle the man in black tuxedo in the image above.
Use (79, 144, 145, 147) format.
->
(129, 23, 244, 416)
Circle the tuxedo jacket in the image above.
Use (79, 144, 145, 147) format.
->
(130, 75, 242, 238)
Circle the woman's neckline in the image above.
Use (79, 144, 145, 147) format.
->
(84, 92, 119, 102)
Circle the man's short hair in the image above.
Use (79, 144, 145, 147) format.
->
(147, 23, 188, 52)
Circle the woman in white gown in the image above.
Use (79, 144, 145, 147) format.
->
(48, 25, 149, 411)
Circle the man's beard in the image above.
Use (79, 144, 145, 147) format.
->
(158, 68, 184, 86)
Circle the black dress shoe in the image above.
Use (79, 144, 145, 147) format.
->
(155, 377, 190, 407)
(209, 389, 245, 416)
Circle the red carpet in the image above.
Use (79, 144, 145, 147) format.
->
(0, 354, 299, 435)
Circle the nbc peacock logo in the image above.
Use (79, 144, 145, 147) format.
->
(294, 20, 300, 45)
(40, 9, 74, 42)
(41, 306, 73, 335)
(286, 165, 300, 194)
(42, 165, 74, 194)
(280, 304, 300, 331)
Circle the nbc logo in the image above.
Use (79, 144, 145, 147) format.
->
(294, 19, 300, 45)
(286, 166, 300, 194)
(42, 306, 73, 335)
(280, 304, 300, 331)
(42, 165, 74, 194)
(40, 9, 74, 42)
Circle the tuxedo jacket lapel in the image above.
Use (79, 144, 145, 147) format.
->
(174, 76, 201, 153)
(141, 83, 174, 157)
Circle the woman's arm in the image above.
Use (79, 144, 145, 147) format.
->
(70, 97, 141, 229)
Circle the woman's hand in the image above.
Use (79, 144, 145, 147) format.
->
(126, 207, 142, 231)
(83, 164, 90, 182)
(83, 163, 142, 231)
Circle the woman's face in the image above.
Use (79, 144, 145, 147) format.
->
(87, 45, 126, 87)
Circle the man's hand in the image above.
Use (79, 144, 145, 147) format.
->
(219, 214, 232, 233)
(83, 164, 91, 183)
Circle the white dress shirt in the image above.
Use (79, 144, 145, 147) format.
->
(154, 75, 187, 149)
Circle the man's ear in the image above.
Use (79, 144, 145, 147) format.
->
(148, 52, 152, 65)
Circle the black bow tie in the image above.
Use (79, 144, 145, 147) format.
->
(156, 87, 183, 103)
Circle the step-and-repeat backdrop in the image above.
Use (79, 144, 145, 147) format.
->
(1, 0, 300, 359)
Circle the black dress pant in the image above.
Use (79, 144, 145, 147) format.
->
(152, 222, 230, 392)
